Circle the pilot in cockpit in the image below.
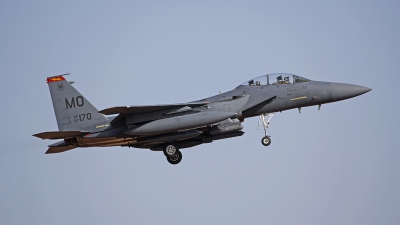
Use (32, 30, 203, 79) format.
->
(283, 76, 290, 84)
(255, 81, 261, 86)
(248, 80, 255, 86)
(276, 75, 283, 84)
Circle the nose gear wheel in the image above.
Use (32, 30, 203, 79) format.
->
(261, 136, 271, 146)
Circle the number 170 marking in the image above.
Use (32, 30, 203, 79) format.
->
(74, 113, 92, 122)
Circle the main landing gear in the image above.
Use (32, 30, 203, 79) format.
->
(163, 143, 182, 165)
(258, 113, 274, 146)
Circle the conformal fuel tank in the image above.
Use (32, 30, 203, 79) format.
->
(125, 111, 237, 136)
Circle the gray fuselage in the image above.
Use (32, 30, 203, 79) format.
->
(76, 80, 370, 149)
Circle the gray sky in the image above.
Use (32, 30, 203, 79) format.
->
(1, 1, 399, 224)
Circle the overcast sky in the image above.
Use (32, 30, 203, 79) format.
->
(1, 1, 399, 224)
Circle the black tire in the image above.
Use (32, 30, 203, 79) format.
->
(167, 151, 182, 165)
(261, 136, 271, 146)
(163, 144, 179, 157)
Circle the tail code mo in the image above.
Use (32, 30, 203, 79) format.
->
(66, 96, 84, 109)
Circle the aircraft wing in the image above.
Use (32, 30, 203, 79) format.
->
(99, 102, 208, 115)
(33, 131, 90, 140)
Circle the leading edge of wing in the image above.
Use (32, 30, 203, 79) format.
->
(99, 102, 209, 115)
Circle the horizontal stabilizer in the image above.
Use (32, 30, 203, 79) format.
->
(45, 145, 76, 154)
(99, 102, 208, 115)
(33, 131, 90, 140)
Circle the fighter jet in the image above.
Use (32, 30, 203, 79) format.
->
(33, 73, 371, 164)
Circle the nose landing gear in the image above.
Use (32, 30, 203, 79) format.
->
(258, 113, 274, 147)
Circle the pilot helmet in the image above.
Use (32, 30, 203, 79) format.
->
(284, 76, 289, 81)
(277, 75, 282, 80)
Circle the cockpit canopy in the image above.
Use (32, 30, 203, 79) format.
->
(240, 73, 311, 86)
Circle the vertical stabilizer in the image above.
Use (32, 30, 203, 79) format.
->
(47, 75, 108, 131)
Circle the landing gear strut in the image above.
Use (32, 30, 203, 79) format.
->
(258, 113, 273, 146)
(163, 143, 182, 165)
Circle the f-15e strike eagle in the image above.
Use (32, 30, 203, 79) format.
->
(34, 73, 371, 164)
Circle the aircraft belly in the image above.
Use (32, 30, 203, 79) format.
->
(143, 130, 203, 143)
(77, 137, 136, 147)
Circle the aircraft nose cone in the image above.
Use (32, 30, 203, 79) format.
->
(330, 83, 372, 101)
